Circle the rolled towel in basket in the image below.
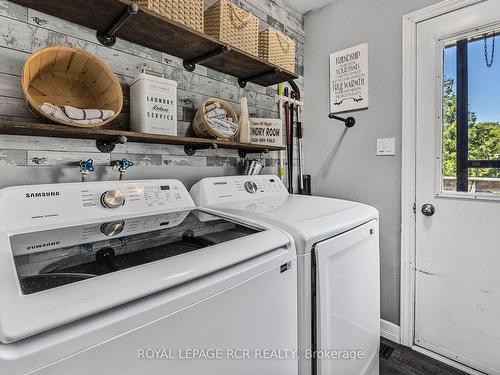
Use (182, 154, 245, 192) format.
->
(205, 108, 228, 120)
(207, 117, 238, 136)
(204, 102, 222, 113)
(40, 103, 107, 126)
(62, 105, 115, 121)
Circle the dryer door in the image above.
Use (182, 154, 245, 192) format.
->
(314, 220, 380, 375)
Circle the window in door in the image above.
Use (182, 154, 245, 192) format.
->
(441, 30, 500, 195)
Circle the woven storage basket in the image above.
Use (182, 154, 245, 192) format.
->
(204, 0, 259, 56)
(259, 27, 296, 72)
(22, 46, 122, 128)
(136, 0, 203, 32)
(192, 98, 239, 140)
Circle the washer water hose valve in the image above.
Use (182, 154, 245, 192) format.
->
(79, 159, 95, 182)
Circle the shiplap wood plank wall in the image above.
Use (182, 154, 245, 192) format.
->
(0, 0, 304, 187)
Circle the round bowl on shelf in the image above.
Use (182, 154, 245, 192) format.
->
(192, 98, 239, 140)
(22, 45, 123, 128)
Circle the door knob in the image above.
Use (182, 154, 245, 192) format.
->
(421, 204, 435, 216)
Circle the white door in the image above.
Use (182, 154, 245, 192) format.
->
(315, 220, 380, 375)
(416, 1, 500, 374)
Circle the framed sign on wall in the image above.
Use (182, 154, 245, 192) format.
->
(329, 42, 369, 113)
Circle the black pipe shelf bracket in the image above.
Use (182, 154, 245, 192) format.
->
(183, 46, 231, 72)
(238, 148, 269, 159)
(238, 68, 282, 88)
(96, 135, 127, 153)
(184, 143, 218, 156)
(328, 113, 356, 128)
(97, 3, 139, 47)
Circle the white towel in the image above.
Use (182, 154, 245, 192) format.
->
(204, 102, 222, 113)
(40, 103, 105, 126)
(207, 118, 238, 136)
(62, 105, 115, 121)
(205, 108, 228, 119)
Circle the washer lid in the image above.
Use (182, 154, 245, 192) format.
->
(0, 209, 289, 343)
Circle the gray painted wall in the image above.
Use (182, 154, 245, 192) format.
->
(303, 0, 441, 325)
(0, 0, 303, 190)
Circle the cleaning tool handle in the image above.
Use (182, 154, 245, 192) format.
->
(296, 122, 302, 138)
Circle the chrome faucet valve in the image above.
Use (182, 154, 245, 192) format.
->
(112, 158, 134, 180)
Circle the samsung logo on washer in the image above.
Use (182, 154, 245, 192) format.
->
(25, 191, 60, 199)
(213, 182, 228, 185)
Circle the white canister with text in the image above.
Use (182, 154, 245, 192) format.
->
(130, 70, 177, 136)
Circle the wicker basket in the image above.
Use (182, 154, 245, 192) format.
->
(204, 0, 259, 56)
(136, 0, 204, 32)
(192, 98, 239, 140)
(259, 27, 296, 72)
(22, 46, 122, 128)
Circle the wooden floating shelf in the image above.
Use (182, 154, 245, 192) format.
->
(0, 121, 284, 156)
(11, 0, 298, 87)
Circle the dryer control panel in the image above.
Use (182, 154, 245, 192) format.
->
(190, 175, 288, 206)
(0, 180, 195, 231)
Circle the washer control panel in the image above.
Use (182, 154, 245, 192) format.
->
(0, 179, 195, 231)
(190, 175, 288, 206)
(79, 181, 189, 210)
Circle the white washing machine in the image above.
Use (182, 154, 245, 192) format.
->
(190, 175, 380, 375)
(0, 179, 298, 375)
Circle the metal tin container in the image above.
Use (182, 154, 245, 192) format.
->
(130, 70, 177, 136)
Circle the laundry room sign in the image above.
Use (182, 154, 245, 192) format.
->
(248, 118, 283, 147)
(329, 43, 369, 113)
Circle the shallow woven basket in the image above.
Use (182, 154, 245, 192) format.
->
(135, 0, 204, 32)
(204, 0, 259, 56)
(259, 28, 296, 72)
(192, 98, 239, 140)
(22, 46, 123, 128)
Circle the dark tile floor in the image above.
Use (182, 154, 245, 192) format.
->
(380, 338, 469, 375)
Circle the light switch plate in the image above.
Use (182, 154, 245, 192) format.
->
(377, 138, 395, 156)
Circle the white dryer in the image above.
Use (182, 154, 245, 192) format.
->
(190, 175, 380, 375)
(0, 179, 298, 375)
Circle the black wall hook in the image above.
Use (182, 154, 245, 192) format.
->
(328, 113, 356, 128)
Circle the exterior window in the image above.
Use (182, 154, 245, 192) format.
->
(442, 31, 500, 195)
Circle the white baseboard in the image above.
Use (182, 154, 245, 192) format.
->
(380, 319, 400, 344)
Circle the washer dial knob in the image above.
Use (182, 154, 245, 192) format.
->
(100, 220, 125, 237)
(101, 190, 125, 209)
(244, 181, 258, 193)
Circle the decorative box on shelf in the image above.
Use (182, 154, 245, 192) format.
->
(259, 28, 296, 72)
(204, 0, 260, 56)
(130, 70, 178, 136)
(135, 0, 204, 32)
